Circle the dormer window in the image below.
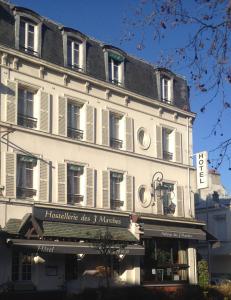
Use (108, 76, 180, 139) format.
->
(62, 28, 87, 72)
(103, 46, 125, 87)
(14, 8, 42, 57)
(161, 76, 171, 103)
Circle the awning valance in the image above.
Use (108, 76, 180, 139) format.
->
(7, 239, 144, 256)
(142, 224, 206, 240)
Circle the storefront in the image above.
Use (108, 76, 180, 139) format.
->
(2, 206, 144, 293)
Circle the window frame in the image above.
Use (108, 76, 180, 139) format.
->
(12, 252, 32, 282)
(67, 100, 84, 140)
(110, 171, 124, 210)
(109, 112, 123, 149)
(67, 163, 84, 205)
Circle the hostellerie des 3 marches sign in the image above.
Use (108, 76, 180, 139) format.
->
(33, 207, 130, 228)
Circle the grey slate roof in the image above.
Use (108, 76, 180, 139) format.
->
(0, 0, 190, 111)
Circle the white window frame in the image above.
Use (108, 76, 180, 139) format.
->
(161, 182, 176, 215)
(109, 112, 123, 149)
(110, 171, 125, 210)
(67, 164, 84, 205)
(67, 100, 84, 140)
(20, 19, 38, 54)
(162, 127, 174, 161)
(109, 58, 122, 85)
(161, 76, 171, 102)
(67, 39, 83, 70)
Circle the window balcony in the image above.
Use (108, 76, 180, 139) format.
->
(67, 63, 83, 71)
(67, 127, 84, 140)
(111, 199, 124, 210)
(67, 194, 84, 205)
(19, 45, 38, 56)
(163, 151, 173, 161)
(110, 79, 122, 86)
(17, 187, 37, 199)
(161, 98, 172, 105)
(110, 138, 123, 149)
(18, 113, 37, 129)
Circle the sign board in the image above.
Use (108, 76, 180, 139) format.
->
(196, 151, 208, 189)
(33, 207, 130, 228)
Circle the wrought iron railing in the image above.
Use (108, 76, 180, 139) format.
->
(67, 63, 83, 71)
(17, 187, 37, 199)
(111, 199, 124, 210)
(163, 151, 173, 161)
(67, 194, 84, 205)
(18, 113, 37, 128)
(110, 138, 123, 149)
(19, 45, 38, 56)
(67, 127, 84, 140)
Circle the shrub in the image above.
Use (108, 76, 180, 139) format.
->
(198, 260, 209, 289)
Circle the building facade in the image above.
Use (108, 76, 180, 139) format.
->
(0, 0, 206, 294)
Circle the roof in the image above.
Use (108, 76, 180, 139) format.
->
(0, 0, 190, 112)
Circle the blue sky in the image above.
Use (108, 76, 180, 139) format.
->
(10, 0, 231, 193)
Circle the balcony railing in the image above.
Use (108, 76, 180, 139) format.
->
(161, 98, 172, 105)
(18, 113, 37, 129)
(111, 199, 124, 210)
(17, 187, 37, 199)
(163, 151, 173, 161)
(19, 45, 38, 56)
(67, 63, 83, 71)
(67, 127, 84, 140)
(110, 138, 123, 149)
(109, 79, 122, 86)
(67, 194, 84, 205)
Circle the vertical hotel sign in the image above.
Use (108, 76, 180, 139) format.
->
(196, 151, 208, 189)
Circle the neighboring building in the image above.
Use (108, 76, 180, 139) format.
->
(0, 0, 206, 294)
(196, 170, 231, 282)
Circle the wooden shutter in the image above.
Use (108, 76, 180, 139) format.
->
(126, 175, 133, 211)
(175, 131, 182, 163)
(177, 186, 184, 217)
(86, 168, 95, 207)
(57, 162, 67, 203)
(85, 105, 95, 143)
(5, 152, 16, 198)
(39, 160, 49, 202)
(6, 80, 17, 124)
(39, 91, 50, 132)
(125, 117, 133, 152)
(102, 170, 110, 208)
(58, 96, 67, 136)
(156, 125, 163, 159)
(101, 109, 109, 146)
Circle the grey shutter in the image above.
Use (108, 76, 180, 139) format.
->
(177, 186, 184, 217)
(39, 160, 49, 202)
(175, 131, 182, 163)
(86, 105, 95, 143)
(58, 96, 67, 136)
(156, 125, 163, 159)
(102, 109, 109, 146)
(102, 170, 110, 208)
(6, 80, 17, 124)
(156, 196, 163, 215)
(57, 163, 67, 203)
(40, 91, 50, 132)
(5, 152, 16, 198)
(126, 175, 133, 211)
(125, 117, 133, 152)
(86, 168, 94, 207)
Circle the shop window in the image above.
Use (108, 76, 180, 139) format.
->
(67, 101, 84, 140)
(65, 255, 78, 280)
(110, 171, 124, 210)
(17, 155, 37, 199)
(67, 164, 84, 205)
(110, 112, 123, 149)
(18, 87, 37, 129)
(142, 238, 188, 283)
(12, 252, 32, 281)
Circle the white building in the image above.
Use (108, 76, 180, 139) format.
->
(0, 0, 206, 294)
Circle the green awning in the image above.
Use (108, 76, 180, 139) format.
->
(108, 52, 124, 62)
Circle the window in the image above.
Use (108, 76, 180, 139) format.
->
(67, 102, 83, 140)
(110, 172, 124, 210)
(161, 76, 171, 103)
(67, 38, 82, 70)
(19, 19, 38, 55)
(17, 155, 37, 199)
(162, 182, 176, 215)
(110, 112, 123, 149)
(18, 87, 37, 128)
(65, 255, 78, 280)
(137, 127, 151, 150)
(142, 239, 188, 283)
(162, 128, 174, 161)
(67, 164, 84, 205)
(12, 252, 32, 281)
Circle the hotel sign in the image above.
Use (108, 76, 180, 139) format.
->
(33, 207, 130, 228)
(196, 151, 208, 189)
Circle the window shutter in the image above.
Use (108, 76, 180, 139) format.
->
(38, 160, 49, 202)
(177, 186, 184, 217)
(39, 91, 50, 132)
(156, 125, 163, 159)
(86, 168, 95, 207)
(57, 162, 67, 203)
(102, 109, 109, 146)
(58, 96, 67, 136)
(85, 105, 95, 143)
(156, 196, 163, 215)
(6, 80, 17, 124)
(126, 175, 133, 211)
(4, 152, 16, 198)
(102, 170, 110, 208)
(175, 131, 182, 163)
(125, 117, 133, 152)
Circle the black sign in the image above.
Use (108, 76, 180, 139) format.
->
(33, 207, 130, 228)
